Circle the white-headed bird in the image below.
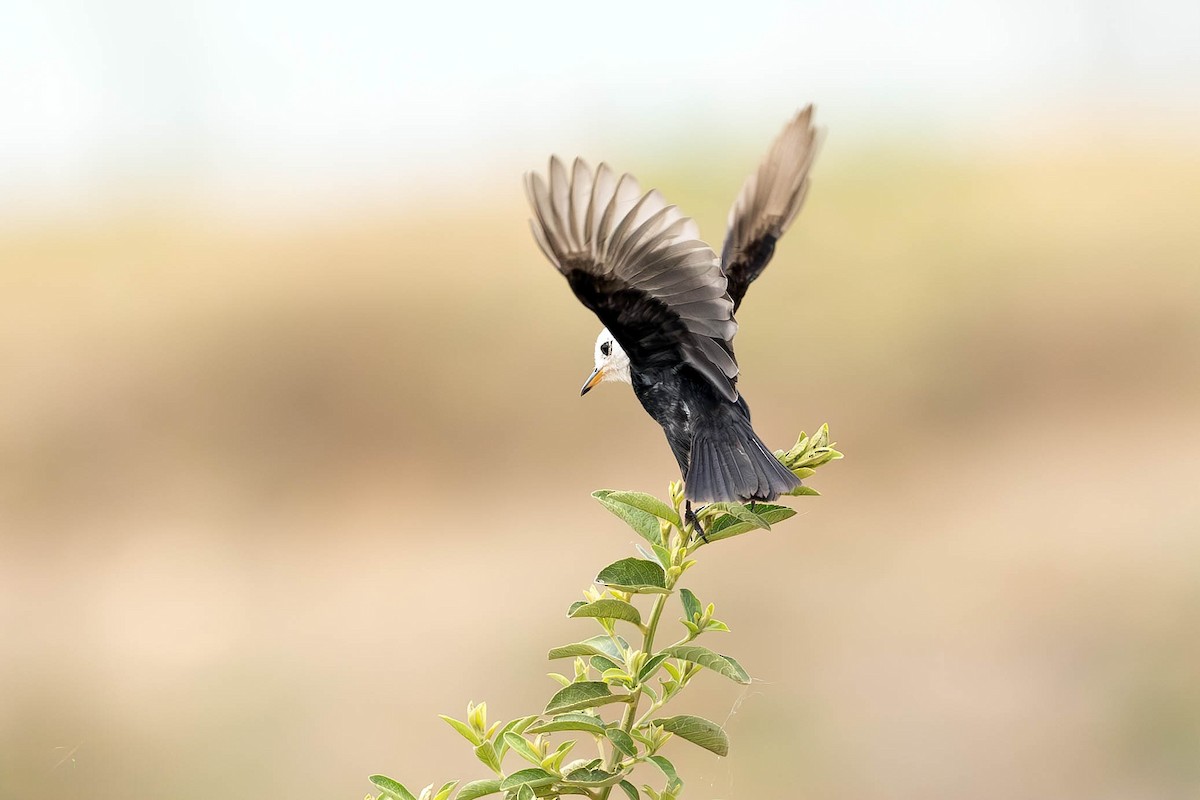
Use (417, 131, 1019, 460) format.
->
(525, 106, 821, 514)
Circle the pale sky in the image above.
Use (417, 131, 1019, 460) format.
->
(2, 0, 1198, 215)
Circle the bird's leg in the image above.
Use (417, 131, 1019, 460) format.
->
(684, 500, 708, 543)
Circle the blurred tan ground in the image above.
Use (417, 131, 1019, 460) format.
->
(2, 135, 1200, 800)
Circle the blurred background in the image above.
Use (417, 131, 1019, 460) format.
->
(3, 1, 1199, 798)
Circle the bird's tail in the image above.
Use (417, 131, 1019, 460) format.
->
(686, 417, 800, 503)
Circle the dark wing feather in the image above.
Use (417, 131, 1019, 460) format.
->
(721, 105, 822, 311)
(525, 157, 739, 401)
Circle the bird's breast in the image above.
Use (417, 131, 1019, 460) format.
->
(631, 370, 692, 434)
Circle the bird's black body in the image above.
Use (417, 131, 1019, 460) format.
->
(631, 365, 697, 475)
(631, 364, 790, 503)
(565, 263, 796, 502)
(633, 359, 782, 496)
(526, 107, 821, 504)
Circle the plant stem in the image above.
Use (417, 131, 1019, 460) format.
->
(597, 590, 670, 800)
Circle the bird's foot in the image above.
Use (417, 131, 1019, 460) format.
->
(684, 501, 709, 544)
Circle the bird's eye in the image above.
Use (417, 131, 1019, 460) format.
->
(600, 341, 612, 357)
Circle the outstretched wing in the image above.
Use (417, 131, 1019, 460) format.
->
(721, 105, 821, 311)
(525, 156, 739, 401)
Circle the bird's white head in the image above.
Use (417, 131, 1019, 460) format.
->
(580, 328, 631, 395)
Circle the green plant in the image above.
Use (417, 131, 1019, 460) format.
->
(368, 426, 842, 800)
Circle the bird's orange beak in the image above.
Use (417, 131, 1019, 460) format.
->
(580, 367, 605, 396)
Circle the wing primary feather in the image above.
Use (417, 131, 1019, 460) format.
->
(584, 163, 612, 246)
(567, 157, 590, 250)
(528, 219, 557, 265)
(547, 156, 571, 248)
(595, 172, 633, 257)
(609, 203, 678, 266)
(525, 173, 559, 262)
(622, 215, 694, 267)
(606, 190, 657, 257)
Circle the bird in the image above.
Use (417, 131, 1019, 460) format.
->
(524, 106, 821, 521)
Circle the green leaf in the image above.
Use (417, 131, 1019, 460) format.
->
(605, 728, 637, 758)
(637, 653, 670, 683)
(786, 485, 821, 496)
(601, 667, 633, 685)
(527, 713, 608, 735)
(778, 424, 842, 471)
(629, 728, 655, 748)
(679, 588, 702, 623)
(635, 544, 660, 567)
(604, 491, 681, 528)
(369, 776, 417, 800)
(746, 502, 798, 525)
(567, 601, 586, 616)
(591, 655, 621, 673)
(503, 714, 537, 736)
(432, 781, 459, 800)
(548, 634, 629, 661)
(660, 645, 751, 684)
(654, 715, 729, 757)
(473, 741, 502, 773)
(438, 714, 482, 746)
(455, 779, 503, 800)
(542, 739, 577, 771)
(595, 558, 668, 594)
(569, 599, 642, 625)
(813, 423, 829, 448)
(562, 768, 624, 787)
(722, 653, 749, 678)
(702, 517, 761, 542)
(617, 779, 640, 800)
(706, 502, 771, 530)
(646, 755, 679, 787)
(593, 490, 663, 546)
(704, 503, 795, 542)
(545, 681, 626, 714)
(499, 769, 557, 790)
(502, 732, 543, 767)
(515, 785, 535, 800)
